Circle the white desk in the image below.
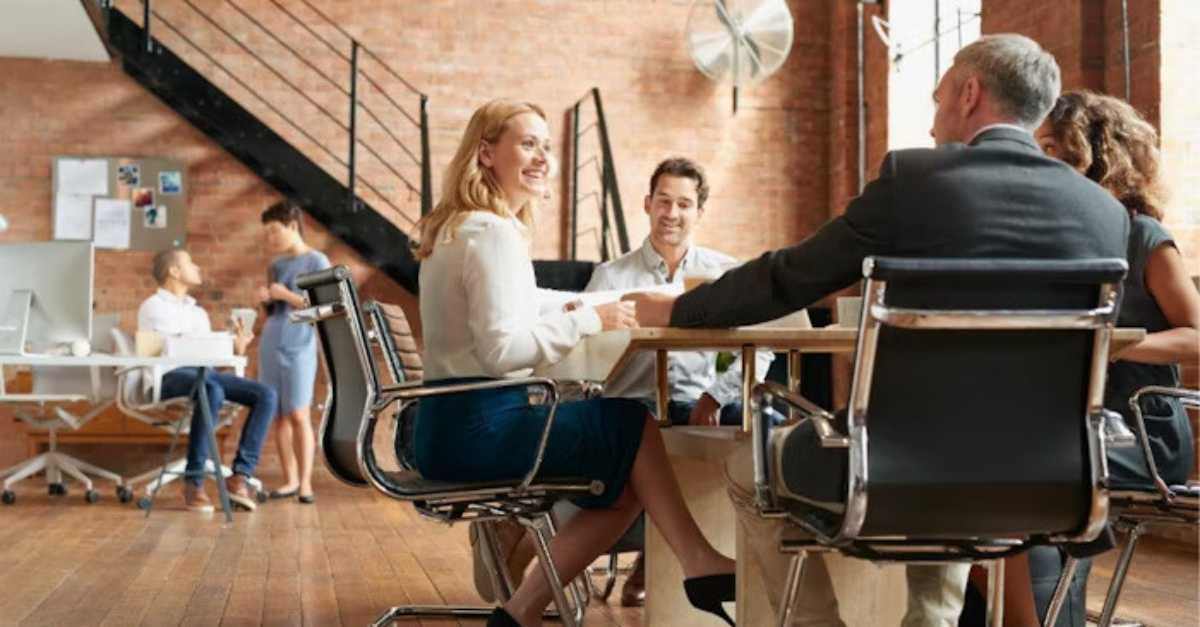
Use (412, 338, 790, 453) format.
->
(0, 354, 247, 403)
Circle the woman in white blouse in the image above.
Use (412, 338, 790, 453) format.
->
(414, 100, 735, 627)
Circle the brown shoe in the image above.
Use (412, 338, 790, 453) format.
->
(620, 552, 646, 607)
(224, 474, 257, 512)
(183, 484, 214, 513)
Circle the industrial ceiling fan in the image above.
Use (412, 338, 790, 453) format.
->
(685, 0, 794, 113)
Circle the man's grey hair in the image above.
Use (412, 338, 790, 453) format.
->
(152, 249, 183, 285)
(953, 34, 1061, 129)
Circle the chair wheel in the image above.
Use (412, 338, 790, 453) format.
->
(1, 491, 14, 505)
(49, 483, 66, 496)
(85, 490, 100, 504)
(117, 486, 134, 503)
(137, 496, 152, 510)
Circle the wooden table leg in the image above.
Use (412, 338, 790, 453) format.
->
(741, 345, 756, 432)
(656, 349, 670, 427)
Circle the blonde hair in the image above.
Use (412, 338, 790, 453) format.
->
(413, 100, 547, 259)
(1044, 91, 1168, 220)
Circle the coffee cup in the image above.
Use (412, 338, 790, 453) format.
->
(836, 296, 863, 328)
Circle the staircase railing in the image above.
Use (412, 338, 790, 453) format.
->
(569, 88, 629, 262)
(109, 0, 432, 222)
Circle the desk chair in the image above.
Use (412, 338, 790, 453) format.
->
(109, 329, 263, 511)
(1, 314, 127, 505)
(1048, 386, 1199, 627)
(294, 266, 591, 627)
(749, 257, 1128, 627)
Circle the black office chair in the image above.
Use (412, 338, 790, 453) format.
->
(749, 257, 1129, 627)
(293, 266, 592, 627)
(1051, 385, 1199, 627)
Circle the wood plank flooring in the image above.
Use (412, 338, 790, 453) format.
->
(0, 459, 1192, 626)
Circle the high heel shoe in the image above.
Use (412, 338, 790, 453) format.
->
(683, 573, 736, 626)
(486, 607, 521, 627)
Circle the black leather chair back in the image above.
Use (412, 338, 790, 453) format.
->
(850, 257, 1126, 539)
(296, 266, 378, 487)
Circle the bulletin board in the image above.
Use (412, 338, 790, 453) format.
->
(51, 156, 188, 251)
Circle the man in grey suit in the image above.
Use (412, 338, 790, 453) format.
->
(628, 34, 1129, 626)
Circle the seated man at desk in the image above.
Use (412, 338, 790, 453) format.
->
(586, 156, 775, 429)
(138, 249, 278, 513)
(627, 34, 1130, 625)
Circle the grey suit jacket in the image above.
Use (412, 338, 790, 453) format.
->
(671, 128, 1131, 327)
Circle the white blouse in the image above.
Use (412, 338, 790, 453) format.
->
(419, 211, 602, 380)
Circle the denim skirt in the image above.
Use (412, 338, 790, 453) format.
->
(413, 379, 647, 509)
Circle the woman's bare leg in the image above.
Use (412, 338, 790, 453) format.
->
(503, 416, 734, 625)
(273, 417, 298, 492)
(625, 416, 734, 578)
(504, 488, 642, 625)
(290, 407, 316, 496)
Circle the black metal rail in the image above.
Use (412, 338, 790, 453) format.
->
(569, 88, 629, 262)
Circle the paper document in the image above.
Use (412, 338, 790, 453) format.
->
(573, 284, 684, 308)
(57, 158, 109, 195)
(92, 198, 131, 249)
(53, 194, 94, 240)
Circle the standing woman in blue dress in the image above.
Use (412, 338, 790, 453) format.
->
(257, 201, 331, 503)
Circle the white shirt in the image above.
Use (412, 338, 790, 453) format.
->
(419, 211, 602, 380)
(585, 238, 775, 406)
(137, 288, 211, 336)
(967, 123, 1031, 144)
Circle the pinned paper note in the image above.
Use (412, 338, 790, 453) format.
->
(93, 198, 131, 249)
(57, 158, 108, 195)
(53, 193, 94, 240)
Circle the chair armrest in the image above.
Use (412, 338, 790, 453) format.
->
(378, 377, 561, 494)
(750, 381, 848, 514)
(1128, 386, 1200, 502)
(289, 303, 345, 325)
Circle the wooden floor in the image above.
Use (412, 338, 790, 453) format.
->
(0, 460, 1194, 627)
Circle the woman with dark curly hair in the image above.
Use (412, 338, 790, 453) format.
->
(977, 92, 1200, 627)
(1036, 91, 1198, 490)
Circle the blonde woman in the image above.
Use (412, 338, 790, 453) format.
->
(414, 100, 735, 627)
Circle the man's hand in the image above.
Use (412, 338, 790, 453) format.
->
(688, 393, 722, 426)
(621, 292, 676, 327)
(232, 316, 254, 356)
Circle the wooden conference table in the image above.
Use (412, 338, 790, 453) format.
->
(539, 325, 1146, 626)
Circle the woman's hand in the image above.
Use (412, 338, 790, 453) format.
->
(594, 301, 639, 331)
(232, 316, 255, 356)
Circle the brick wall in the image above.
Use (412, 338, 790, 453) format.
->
(1, 1, 884, 468)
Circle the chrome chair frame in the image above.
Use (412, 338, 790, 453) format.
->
(1048, 385, 1199, 627)
(749, 256, 1127, 627)
(294, 267, 591, 627)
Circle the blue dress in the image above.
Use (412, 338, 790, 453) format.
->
(258, 250, 331, 414)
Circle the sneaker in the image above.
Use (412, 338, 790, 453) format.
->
(470, 519, 530, 602)
(183, 484, 215, 513)
(224, 474, 257, 512)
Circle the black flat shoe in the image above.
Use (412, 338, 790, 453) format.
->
(298, 493, 316, 504)
(268, 488, 298, 500)
(683, 573, 735, 626)
(486, 607, 520, 627)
